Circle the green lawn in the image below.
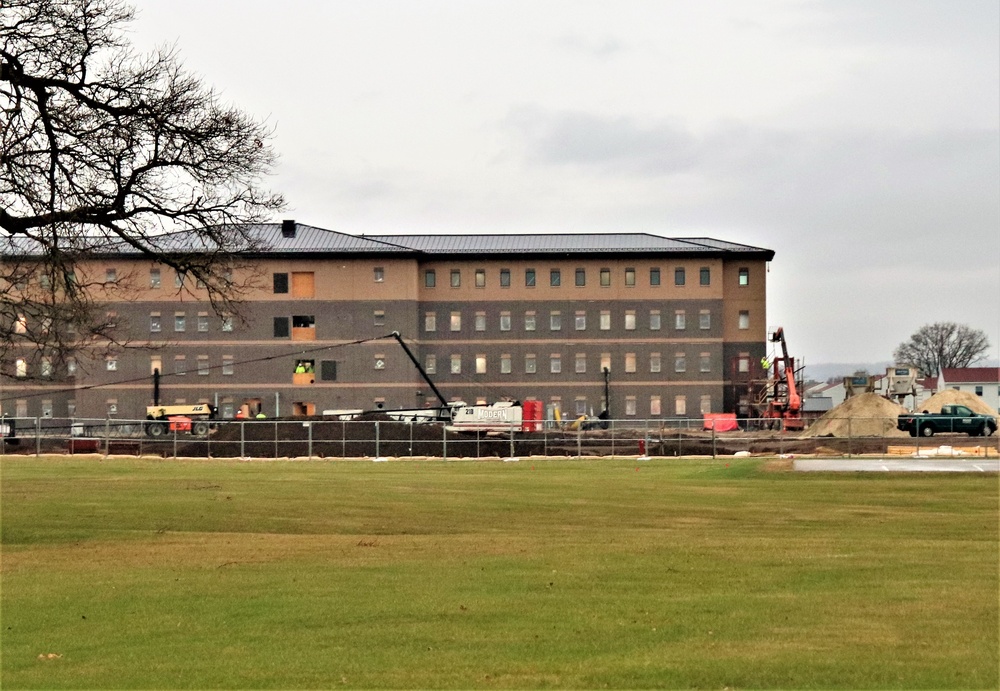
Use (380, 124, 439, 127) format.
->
(1, 456, 997, 689)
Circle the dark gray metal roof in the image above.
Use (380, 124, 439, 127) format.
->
(3, 223, 775, 259)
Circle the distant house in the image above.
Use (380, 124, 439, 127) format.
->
(940, 367, 1000, 413)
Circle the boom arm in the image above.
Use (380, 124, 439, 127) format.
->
(391, 331, 449, 408)
(769, 327, 801, 413)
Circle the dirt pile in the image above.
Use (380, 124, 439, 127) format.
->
(916, 389, 998, 416)
(804, 393, 908, 438)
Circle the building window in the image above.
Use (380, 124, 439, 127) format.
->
(15, 358, 27, 377)
(600, 268, 611, 287)
(700, 267, 711, 285)
(102, 268, 116, 283)
(174, 313, 186, 332)
(221, 315, 234, 332)
(650, 310, 661, 330)
(550, 354, 562, 374)
(575, 268, 586, 286)
(174, 356, 186, 376)
(550, 269, 561, 287)
(373, 310, 386, 327)
(500, 354, 512, 374)
(700, 395, 712, 414)
(475, 312, 486, 332)
(150, 356, 162, 375)
(150, 314, 161, 332)
(699, 311, 711, 330)
(625, 353, 636, 373)
(650, 268, 661, 286)
(476, 355, 487, 374)
(222, 356, 234, 375)
(675, 354, 686, 372)
(198, 313, 209, 332)
(675, 310, 686, 330)
(525, 354, 537, 374)
(739, 267, 749, 285)
(273, 272, 288, 293)
(14, 314, 26, 334)
(150, 268, 161, 288)
(739, 311, 750, 330)
(550, 311, 562, 331)
(624, 311, 636, 331)
(374, 267, 384, 282)
(599, 311, 611, 330)
(650, 352, 661, 373)
(198, 356, 210, 376)
(675, 395, 687, 416)
(575, 353, 587, 373)
(450, 270, 461, 288)
(975, 385, 984, 396)
(67, 358, 77, 376)
(575, 312, 586, 330)
(700, 353, 711, 373)
(174, 272, 185, 288)
(575, 398, 588, 416)
(650, 395, 662, 416)
(675, 267, 685, 286)
(601, 353, 611, 372)
(625, 268, 636, 286)
(625, 397, 637, 416)
(450, 311, 462, 331)
(425, 270, 436, 288)
(273, 317, 290, 338)
(500, 312, 511, 331)
(475, 269, 486, 288)
(425, 354, 436, 374)
(40, 357, 53, 378)
(500, 269, 511, 287)
(738, 354, 750, 373)
(525, 269, 536, 287)
(525, 312, 536, 331)
(425, 312, 436, 332)
(450, 355, 461, 374)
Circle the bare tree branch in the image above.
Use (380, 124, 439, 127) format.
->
(1, 0, 284, 377)
(893, 322, 991, 377)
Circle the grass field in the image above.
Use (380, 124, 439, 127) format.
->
(1, 456, 997, 689)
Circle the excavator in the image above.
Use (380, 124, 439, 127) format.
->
(759, 327, 804, 431)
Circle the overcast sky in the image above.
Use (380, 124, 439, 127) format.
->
(130, 0, 1000, 366)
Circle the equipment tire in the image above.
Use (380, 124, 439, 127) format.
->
(192, 421, 210, 437)
(920, 425, 934, 437)
(146, 422, 167, 438)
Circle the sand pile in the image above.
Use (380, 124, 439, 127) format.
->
(804, 393, 908, 438)
(915, 389, 998, 416)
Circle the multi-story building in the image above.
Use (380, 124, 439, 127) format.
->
(1, 221, 775, 422)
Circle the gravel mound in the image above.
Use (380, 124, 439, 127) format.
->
(915, 389, 997, 416)
(804, 393, 908, 438)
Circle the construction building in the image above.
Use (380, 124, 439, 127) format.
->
(1, 221, 775, 422)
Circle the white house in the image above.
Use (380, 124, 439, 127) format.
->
(940, 367, 1000, 413)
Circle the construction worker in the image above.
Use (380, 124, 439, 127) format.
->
(295, 362, 306, 374)
(255, 411, 267, 419)
(235, 408, 246, 420)
(760, 356, 771, 371)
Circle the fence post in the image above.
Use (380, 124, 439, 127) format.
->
(711, 419, 717, 459)
(375, 420, 380, 458)
(172, 425, 178, 459)
(274, 421, 279, 459)
(240, 421, 245, 458)
(509, 423, 515, 459)
(35, 417, 41, 457)
(847, 417, 852, 459)
(442, 424, 447, 461)
(104, 417, 111, 458)
(307, 420, 313, 460)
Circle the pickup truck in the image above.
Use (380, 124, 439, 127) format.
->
(897, 405, 998, 437)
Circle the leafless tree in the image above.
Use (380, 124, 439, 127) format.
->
(1, 0, 283, 377)
(893, 322, 991, 377)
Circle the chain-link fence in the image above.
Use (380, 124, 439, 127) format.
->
(2, 415, 997, 460)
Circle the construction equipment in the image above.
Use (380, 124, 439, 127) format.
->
(144, 369, 217, 437)
(759, 327, 804, 431)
